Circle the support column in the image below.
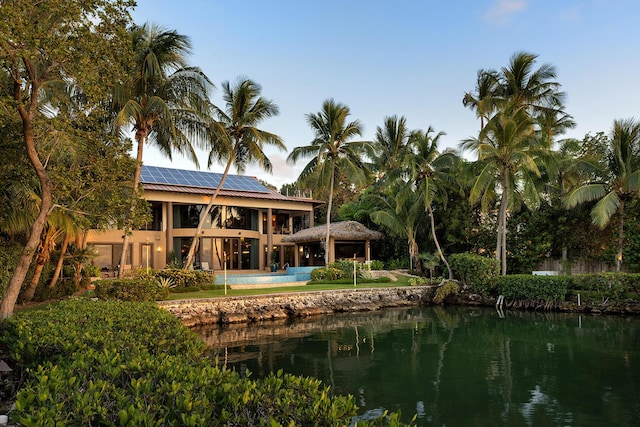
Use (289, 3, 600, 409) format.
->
(166, 202, 173, 256)
(267, 207, 273, 270)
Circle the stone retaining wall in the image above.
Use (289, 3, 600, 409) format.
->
(158, 286, 432, 327)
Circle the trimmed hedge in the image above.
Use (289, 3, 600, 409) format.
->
(449, 253, 500, 296)
(1, 299, 404, 426)
(94, 278, 169, 301)
(496, 275, 572, 301)
(569, 273, 640, 303)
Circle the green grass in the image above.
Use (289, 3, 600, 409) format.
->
(165, 276, 413, 300)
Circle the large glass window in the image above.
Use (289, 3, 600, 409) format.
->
(173, 205, 203, 228)
(92, 243, 131, 269)
(208, 206, 258, 230)
(139, 201, 163, 231)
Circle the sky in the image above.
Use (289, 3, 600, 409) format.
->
(131, 0, 640, 189)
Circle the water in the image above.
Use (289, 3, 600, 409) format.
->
(193, 307, 640, 426)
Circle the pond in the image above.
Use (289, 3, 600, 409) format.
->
(192, 307, 640, 426)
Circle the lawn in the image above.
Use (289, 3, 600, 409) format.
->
(165, 275, 414, 300)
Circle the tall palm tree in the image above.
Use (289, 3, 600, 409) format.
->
(564, 118, 640, 271)
(182, 77, 285, 270)
(287, 99, 370, 266)
(113, 23, 214, 277)
(371, 115, 410, 182)
(462, 69, 499, 130)
(460, 106, 541, 275)
(407, 127, 457, 279)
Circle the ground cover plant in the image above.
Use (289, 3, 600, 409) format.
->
(0, 299, 407, 426)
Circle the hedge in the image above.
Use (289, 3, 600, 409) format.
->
(496, 275, 572, 301)
(1, 299, 406, 426)
(449, 253, 500, 296)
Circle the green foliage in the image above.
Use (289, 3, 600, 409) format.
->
(569, 273, 640, 303)
(449, 252, 500, 295)
(82, 264, 101, 278)
(408, 276, 428, 286)
(0, 299, 391, 426)
(388, 258, 408, 270)
(0, 238, 23, 300)
(309, 277, 392, 285)
(132, 268, 215, 288)
(311, 267, 345, 281)
(369, 259, 385, 270)
(496, 275, 572, 301)
(93, 279, 168, 302)
(433, 281, 460, 304)
(32, 278, 77, 302)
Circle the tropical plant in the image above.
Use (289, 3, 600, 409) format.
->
(462, 68, 499, 130)
(113, 22, 215, 277)
(407, 126, 457, 279)
(370, 115, 410, 183)
(288, 99, 371, 266)
(0, 0, 134, 319)
(564, 118, 640, 271)
(182, 77, 285, 269)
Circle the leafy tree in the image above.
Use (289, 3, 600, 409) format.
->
(288, 99, 370, 266)
(114, 22, 215, 277)
(462, 69, 499, 130)
(183, 77, 285, 269)
(0, 0, 134, 319)
(564, 118, 640, 271)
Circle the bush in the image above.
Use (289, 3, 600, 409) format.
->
(310, 266, 343, 281)
(388, 258, 408, 270)
(369, 259, 385, 270)
(496, 275, 572, 301)
(94, 278, 168, 301)
(449, 253, 500, 296)
(570, 273, 640, 303)
(32, 277, 77, 302)
(0, 299, 401, 426)
(156, 268, 215, 288)
(433, 281, 459, 304)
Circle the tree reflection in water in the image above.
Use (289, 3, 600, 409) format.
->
(193, 307, 640, 426)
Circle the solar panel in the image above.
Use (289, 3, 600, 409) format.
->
(140, 165, 271, 193)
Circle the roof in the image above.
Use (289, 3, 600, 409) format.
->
(282, 221, 384, 243)
(140, 165, 322, 204)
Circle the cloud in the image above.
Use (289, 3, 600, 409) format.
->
(484, 0, 528, 25)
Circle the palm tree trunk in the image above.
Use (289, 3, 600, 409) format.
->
(428, 205, 452, 279)
(616, 200, 624, 272)
(324, 162, 336, 267)
(118, 131, 146, 278)
(183, 153, 235, 270)
(497, 172, 509, 276)
(49, 232, 71, 288)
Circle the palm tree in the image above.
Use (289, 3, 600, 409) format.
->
(462, 69, 499, 130)
(182, 77, 285, 270)
(113, 23, 214, 277)
(460, 106, 541, 275)
(407, 127, 456, 279)
(371, 115, 410, 182)
(370, 181, 424, 272)
(564, 118, 640, 271)
(288, 99, 370, 266)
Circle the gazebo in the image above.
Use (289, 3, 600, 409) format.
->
(282, 221, 384, 266)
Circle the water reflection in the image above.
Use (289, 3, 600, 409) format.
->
(193, 307, 640, 426)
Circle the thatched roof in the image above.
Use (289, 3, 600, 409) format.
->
(282, 221, 384, 243)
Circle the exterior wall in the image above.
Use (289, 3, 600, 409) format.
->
(87, 189, 316, 271)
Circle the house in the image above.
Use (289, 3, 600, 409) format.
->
(87, 165, 322, 272)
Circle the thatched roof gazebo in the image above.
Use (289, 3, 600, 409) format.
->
(282, 221, 383, 266)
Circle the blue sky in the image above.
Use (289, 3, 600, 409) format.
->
(131, 0, 640, 188)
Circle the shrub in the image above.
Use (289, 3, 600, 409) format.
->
(496, 275, 572, 301)
(570, 273, 640, 303)
(94, 278, 168, 301)
(1, 299, 400, 426)
(369, 259, 385, 270)
(310, 266, 343, 281)
(449, 253, 500, 296)
(388, 258, 408, 270)
(156, 268, 215, 288)
(32, 277, 77, 302)
(433, 281, 459, 304)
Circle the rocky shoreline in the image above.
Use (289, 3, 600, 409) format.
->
(159, 285, 640, 327)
